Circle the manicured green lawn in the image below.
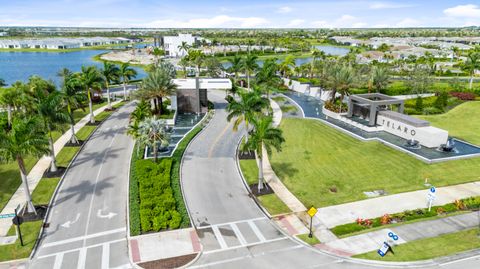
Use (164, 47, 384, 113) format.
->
(0, 221, 43, 262)
(0, 158, 37, 211)
(239, 159, 290, 215)
(354, 228, 480, 261)
(56, 147, 81, 168)
(270, 118, 480, 207)
(417, 101, 480, 145)
(296, 233, 320, 245)
(32, 177, 61, 205)
(76, 126, 97, 141)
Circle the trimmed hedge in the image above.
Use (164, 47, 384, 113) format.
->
(331, 196, 480, 237)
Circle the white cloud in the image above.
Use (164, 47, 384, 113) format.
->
(369, 2, 414, 9)
(396, 18, 422, 27)
(311, 14, 366, 28)
(147, 15, 269, 28)
(277, 6, 292, 14)
(444, 4, 480, 18)
(287, 19, 305, 27)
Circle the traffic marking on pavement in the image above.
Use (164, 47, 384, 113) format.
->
(38, 239, 125, 259)
(53, 252, 63, 269)
(102, 243, 110, 269)
(97, 209, 117, 219)
(42, 227, 126, 248)
(230, 223, 247, 246)
(211, 225, 228, 249)
(61, 213, 80, 228)
(248, 220, 266, 242)
(203, 237, 289, 255)
(196, 217, 266, 229)
(77, 248, 86, 269)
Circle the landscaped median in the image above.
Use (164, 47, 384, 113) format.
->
(0, 101, 125, 262)
(129, 111, 213, 236)
(331, 196, 480, 238)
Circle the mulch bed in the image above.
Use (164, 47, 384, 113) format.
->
(42, 167, 66, 178)
(20, 205, 48, 222)
(138, 253, 197, 269)
(64, 140, 85, 147)
(85, 121, 101, 126)
(238, 150, 255, 160)
(250, 183, 274, 196)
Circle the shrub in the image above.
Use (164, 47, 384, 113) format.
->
(422, 106, 443, 115)
(450, 92, 476, 101)
(454, 199, 466, 210)
(415, 96, 423, 112)
(380, 214, 392, 225)
(434, 91, 448, 110)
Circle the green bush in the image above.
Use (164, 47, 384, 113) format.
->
(422, 106, 443, 115)
(415, 96, 424, 112)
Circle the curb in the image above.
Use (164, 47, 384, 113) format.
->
(29, 101, 125, 261)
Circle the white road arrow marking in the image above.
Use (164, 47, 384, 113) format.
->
(97, 209, 117, 219)
(61, 213, 80, 228)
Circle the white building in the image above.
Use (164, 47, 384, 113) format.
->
(0, 37, 133, 50)
(161, 34, 202, 58)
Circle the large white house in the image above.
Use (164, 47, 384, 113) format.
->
(161, 34, 203, 58)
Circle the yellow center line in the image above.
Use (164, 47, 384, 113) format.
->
(208, 120, 234, 158)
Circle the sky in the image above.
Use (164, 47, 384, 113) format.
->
(0, 0, 479, 28)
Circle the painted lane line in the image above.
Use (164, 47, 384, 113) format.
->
(102, 243, 110, 269)
(230, 223, 247, 246)
(37, 238, 125, 260)
(248, 220, 266, 242)
(203, 236, 289, 255)
(42, 227, 126, 248)
(53, 252, 63, 269)
(211, 225, 228, 249)
(197, 217, 266, 229)
(77, 248, 86, 269)
(192, 244, 302, 268)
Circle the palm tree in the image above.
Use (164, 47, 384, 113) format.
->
(178, 41, 190, 58)
(0, 117, 50, 213)
(58, 69, 85, 144)
(279, 55, 295, 78)
(178, 57, 190, 78)
(244, 116, 285, 192)
(188, 49, 205, 77)
(138, 68, 177, 115)
(226, 89, 269, 141)
(370, 65, 390, 93)
(130, 100, 152, 124)
(36, 91, 69, 172)
(0, 87, 23, 128)
(256, 58, 281, 98)
(118, 63, 137, 101)
(101, 62, 120, 109)
(228, 55, 244, 81)
(311, 49, 326, 78)
(138, 117, 170, 162)
(464, 52, 480, 89)
(79, 66, 104, 124)
(243, 54, 259, 90)
(326, 64, 356, 111)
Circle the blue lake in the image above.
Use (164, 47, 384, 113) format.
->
(0, 50, 146, 86)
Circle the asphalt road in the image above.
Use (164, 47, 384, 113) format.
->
(181, 90, 480, 269)
(29, 102, 136, 269)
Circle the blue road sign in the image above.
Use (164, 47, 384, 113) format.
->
(388, 232, 399, 241)
(430, 187, 436, 193)
(0, 213, 15, 219)
(378, 242, 390, 257)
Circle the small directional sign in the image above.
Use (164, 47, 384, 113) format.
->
(0, 213, 15, 219)
(377, 242, 390, 257)
(307, 207, 318, 218)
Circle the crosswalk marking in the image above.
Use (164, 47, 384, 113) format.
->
(230, 223, 247, 246)
(203, 237, 289, 255)
(197, 217, 266, 230)
(211, 225, 228, 249)
(53, 252, 63, 269)
(248, 220, 266, 242)
(77, 248, 86, 269)
(102, 243, 110, 269)
(38, 238, 125, 259)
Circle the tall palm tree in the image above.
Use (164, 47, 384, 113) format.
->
(244, 116, 285, 192)
(101, 62, 120, 109)
(311, 49, 326, 78)
(228, 55, 243, 81)
(226, 89, 269, 141)
(138, 68, 177, 115)
(0, 86, 23, 128)
(178, 57, 190, 78)
(256, 58, 281, 98)
(178, 41, 190, 58)
(36, 91, 69, 172)
(279, 55, 295, 78)
(79, 66, 104, 123)
(243, 54, 259, 90)
(370, 65, 390, 93)
(465, 52, 480, 89)
(118, 63, 138, 101)
(327, 64, 356, 111)
(0, 117, 50, 213)
(188, 49, 205, 77)
(58, 69, 85, 144)
(138, 117, 170, 162)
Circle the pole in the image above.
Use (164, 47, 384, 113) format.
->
(428, 199, 432, 212)
(14, 208, 24, 247)
(308, 215, 313, 238)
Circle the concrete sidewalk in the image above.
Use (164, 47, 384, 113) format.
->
(316, 181, 480, 229)
(319, 211, 479, 256)
(0, 101, 121, 237)
(129, 228, 200, 267)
